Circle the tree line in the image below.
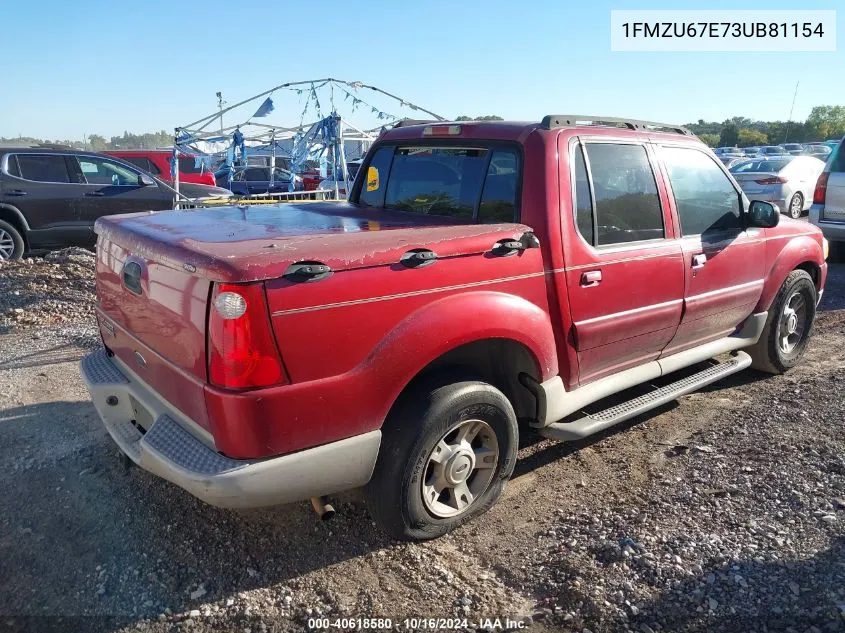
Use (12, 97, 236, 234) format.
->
(4, 107, 844, 150)
(0, 130, 174, 150)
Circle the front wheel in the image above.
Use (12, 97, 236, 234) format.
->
(0, 220, 24, 261)
(748, 269, 817, 374)
(787, 192, 804, 219)
(365, 380, 518, 541)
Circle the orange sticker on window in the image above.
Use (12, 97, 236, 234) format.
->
(366, 166, 379, 192)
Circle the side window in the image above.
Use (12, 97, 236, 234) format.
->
(75, 156, 140, 186)
(144, 158, 161, 175)
(15, 154, 72, 183)
(571, 144, 595, 245)
(660, 147, 741, 236)
(6, 155, 21, 178)
(358, 146, 394, 207)
(244, 168, 266, 181)
(831, 145, 844, 173)
(123, 157, 151, 173)
(477, 149, 519, 223)
(583, 143, 664, 245)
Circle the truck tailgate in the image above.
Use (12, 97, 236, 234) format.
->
(95, 238, 212, 430)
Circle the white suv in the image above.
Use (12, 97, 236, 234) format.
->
(809, 137, 845, 257)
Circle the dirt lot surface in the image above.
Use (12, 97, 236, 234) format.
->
(0, 252, 843, 633)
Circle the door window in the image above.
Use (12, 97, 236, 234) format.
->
(579, 143, 664, 245)
(15, 154, 72, 183)
(123, 156, 160, 175)
(571, 144, 595, 245)
(75, 156, 140, 186)
(661, 147, 742, 236)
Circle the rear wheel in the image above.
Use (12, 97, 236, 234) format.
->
(787, 192, 804, 219)
(748, 269, 816, 374)
(0, 220, 24, 261)
(365, 380, 518, 541)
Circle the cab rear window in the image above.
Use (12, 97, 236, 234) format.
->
(357, 144, 520, 223)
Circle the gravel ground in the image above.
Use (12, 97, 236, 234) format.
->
(0, 251, 842, 633)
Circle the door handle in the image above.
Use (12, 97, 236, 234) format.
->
(580, 270, 602, 287)
(5, 189, 27, 196)
(490, 232, 541, 257)
(85, 191, 105, 197)
(692, 254, 707, 268)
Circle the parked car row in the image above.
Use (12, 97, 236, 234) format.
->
(729, 155, 826, 219)
(715, 142, 837, 162)
(0, 147, 233, 260)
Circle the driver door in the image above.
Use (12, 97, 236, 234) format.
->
(69, 154, 168, 227)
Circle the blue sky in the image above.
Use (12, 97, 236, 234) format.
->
(0, 0, 842, 139)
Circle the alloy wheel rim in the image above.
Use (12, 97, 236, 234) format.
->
(779, 291, 807, 354)
(0, 229, 15, 260)
(790, 195, 802, 218)
(421, 418, 499, 518)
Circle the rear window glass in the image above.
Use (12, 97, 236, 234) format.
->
(178, 157, 204, 173)
(358, 144, 520, 222)
(730, 159, 792, 173)
(15, 154, 71, 183)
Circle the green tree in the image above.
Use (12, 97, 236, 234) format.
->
(806, 106, 845, 140)
(737, 128, 768, 147)
(719, 123, 739, 147)
(698, 133, 720, 147)
(88, 134, 108, 150)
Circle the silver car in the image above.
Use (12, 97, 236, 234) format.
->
(809, 137, 845, 251)
(730, 155, 827, 219)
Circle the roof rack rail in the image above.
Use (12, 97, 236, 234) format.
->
(391, 119, 439, 128)
(541, 115, 692, 136)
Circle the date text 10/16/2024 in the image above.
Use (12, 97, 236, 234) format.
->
(308, 617, 530, 630)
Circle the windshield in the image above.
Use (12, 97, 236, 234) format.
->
(730, 158, 792, 173)
(356, 144, 520, 223)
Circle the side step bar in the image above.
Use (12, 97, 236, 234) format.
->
(538, 352, 751, 442)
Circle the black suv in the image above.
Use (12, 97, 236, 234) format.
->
(0, 147, 233, 260)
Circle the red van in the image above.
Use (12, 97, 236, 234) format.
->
(104, 150, 216, 186)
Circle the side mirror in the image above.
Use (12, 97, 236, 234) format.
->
(138, 173, 156, 186)
(748, 200, 780, 228)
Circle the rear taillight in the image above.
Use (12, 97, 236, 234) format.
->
(755, 176, 788, 185)
(813, 172, 829, 205)
(208, 282, 286, 389)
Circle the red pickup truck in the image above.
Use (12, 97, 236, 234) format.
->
(81, 116, 828, 541)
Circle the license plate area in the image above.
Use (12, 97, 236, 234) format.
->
(129, 395, 154, 432)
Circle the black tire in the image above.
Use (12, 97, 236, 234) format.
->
(0, 219, 24, 261)
(365, 380, 518, 541)
(748, 269, 817, 374)
(787, 192, 804, 219)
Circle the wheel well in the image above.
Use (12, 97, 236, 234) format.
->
(392, 338, 542, 425)
(0, 206, 28, 248)
(795, 261, 820, 289)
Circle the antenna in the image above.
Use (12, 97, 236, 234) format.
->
(784, 81, 799, 143)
